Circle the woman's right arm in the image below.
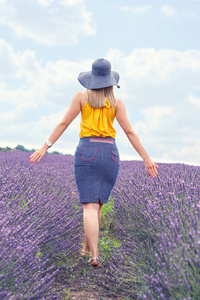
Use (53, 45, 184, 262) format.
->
(115, 99, 158, 178)
(29, 92, 83, 163)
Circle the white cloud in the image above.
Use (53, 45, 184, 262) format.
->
(0, 39, 40, 79)
(189, 95, 200, 108)
(61, 0, 84, 5)
(107, 48, 200, 93)
(161, 6, 175, 17)
(161, 140, 200, 166)
(106, 48, 200, 164)
(0, 39, 90, 151)
(120, 5, 152, 16)
(0, 38, 91, 105)
(0, 100, 36, 122)
(0, 0, 96, 45)
(134, 106, 172, 134)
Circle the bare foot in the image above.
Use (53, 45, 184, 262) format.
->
(81, 244, 90, 257)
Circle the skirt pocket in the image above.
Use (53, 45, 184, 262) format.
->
(80, 146, 97, 161)
(111, 150, 119, 162)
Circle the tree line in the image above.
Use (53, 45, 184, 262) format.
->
(0, 145, 64, 155)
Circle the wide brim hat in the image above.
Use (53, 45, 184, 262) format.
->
(78, 58, 120, 89)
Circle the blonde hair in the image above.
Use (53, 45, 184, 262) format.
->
(87, 86, 115, 108)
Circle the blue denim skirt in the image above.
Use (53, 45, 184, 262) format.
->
(74, 137, 120, 204)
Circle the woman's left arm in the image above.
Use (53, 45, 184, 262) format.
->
(115, 98, 159, 178)
(29, 92, 82, 163)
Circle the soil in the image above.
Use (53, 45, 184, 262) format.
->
(51, 235, 128, 300)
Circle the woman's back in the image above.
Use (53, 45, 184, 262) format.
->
(79, 92, 116, 138)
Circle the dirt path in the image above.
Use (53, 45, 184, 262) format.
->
(51, 234, 128, 300)
(52, 253, 124, 299)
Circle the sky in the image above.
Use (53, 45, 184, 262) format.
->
(0, 0, 200, 166)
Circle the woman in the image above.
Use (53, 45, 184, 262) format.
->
(29, 58, 158, 267)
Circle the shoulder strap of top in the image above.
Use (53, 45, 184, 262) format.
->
(104, 97, 110, 108)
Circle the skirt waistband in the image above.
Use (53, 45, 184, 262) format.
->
(80, 136, 115, 144)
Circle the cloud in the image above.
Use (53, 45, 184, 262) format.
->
(0, 0, 96, 45)
(0, 39, 91, 151)
(161, 6, 175, 17)
(106, 48, 200, 164)
(0, 39, 41, 86)
(120, 5, 152, 16)
(189, 95, 200, 109)
(107, 48, 200, 98)
(1, 40, 200, 164)
(0, 38, 92, 105)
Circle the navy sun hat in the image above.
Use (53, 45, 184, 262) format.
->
(78, 58, 120, 89)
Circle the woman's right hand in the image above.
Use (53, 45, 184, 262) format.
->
(29, 145, 48, 163)
(144, 157, 159, 178)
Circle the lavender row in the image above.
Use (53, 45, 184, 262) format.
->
(1, 150, 200, 299)
(0, 151, 82, 299)
(111, 161, 200, 299)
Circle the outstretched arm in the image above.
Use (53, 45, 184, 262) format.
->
(115, 99, 158, 178)
(29, 92, 82, 163)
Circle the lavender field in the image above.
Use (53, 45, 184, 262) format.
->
(0, 150, 200, 300)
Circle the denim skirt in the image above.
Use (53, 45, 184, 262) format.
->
(74, 137, 120, 204)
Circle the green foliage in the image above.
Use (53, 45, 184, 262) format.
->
(16, 144, 27, 151)
(0, 146, 12, 152)
(0, 144, 73, 155)
(35, 249, 44, 258)
(101, 196, 114, 217)
(51, 151, 63, 155)
(15, 144, 36, 152)
(6, 146, 12, 151)
(64, 288, 71, 299)
(100, 196, 115, 231)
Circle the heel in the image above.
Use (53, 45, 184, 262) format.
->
(88, 257, 99, 266)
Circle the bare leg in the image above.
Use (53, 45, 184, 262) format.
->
(82, 202, 103, 258)
(82, 202, 101, 264)
(98, 203, 103, 227)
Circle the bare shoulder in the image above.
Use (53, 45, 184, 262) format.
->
(114, 98, 125, 112)
(75, 91, 86, 98)
(70, 91, 87, 108)
(74, 91, 87, 108)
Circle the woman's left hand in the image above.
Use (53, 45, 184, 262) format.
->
(29, 146, 48, 163)
(144, 157, 159, 178)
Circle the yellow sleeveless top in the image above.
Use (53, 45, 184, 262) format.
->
(79, 98, 116, 138)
